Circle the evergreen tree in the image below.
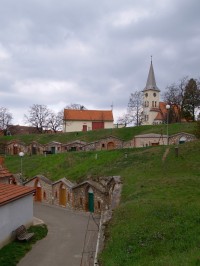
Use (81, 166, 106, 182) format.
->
(182, 79, 200, 121)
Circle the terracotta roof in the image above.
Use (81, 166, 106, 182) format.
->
(0, 165, 13, 179)
(64, 109, 113, 121)
(0, 183, 35, 206)
(154, 102, 167, 121)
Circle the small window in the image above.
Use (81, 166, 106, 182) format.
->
(153, 92, 156, 97)
(152, 101, 154, 107)
(102, 143, 105, 148)
(97, 201, 101, 210)
(43, 191, 46, 200)
(55, 191, 58, 198)
(80, 197, 83, 206)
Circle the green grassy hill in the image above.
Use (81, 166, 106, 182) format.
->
(0, 122, 196, 144)
(3, 122, 200, 265)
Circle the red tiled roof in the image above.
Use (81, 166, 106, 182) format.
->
(64, 109, 113, 121)
(0, 165, 13, 179)
(154, 102, 167, 121)
(0, 183, 35, 206)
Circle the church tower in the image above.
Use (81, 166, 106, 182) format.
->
(142, 58, 160, 125)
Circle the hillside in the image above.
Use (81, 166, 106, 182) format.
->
(0, 122, 196, 145)
(3, 122, 200, 265)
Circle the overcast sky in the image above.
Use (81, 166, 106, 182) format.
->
(0, 0, 200, 124)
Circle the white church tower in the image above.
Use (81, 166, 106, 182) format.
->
(142, 58, 161, 125)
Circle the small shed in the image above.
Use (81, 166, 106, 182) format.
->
(27, 141, 45, 155)
(44, 141, 62, 154)
(0, 183, 35, 248)
(83, 136, 124, 151)
(62, 140, 87, 152)
(0, 157, 16, 184)
(24, 175, 52, 204)
(169, 132, 196, 145)
(133, 133, 168, 147)
(52, 178, 75, 208)
(72, 176, 117, 214)
(5, 140, 27, 155)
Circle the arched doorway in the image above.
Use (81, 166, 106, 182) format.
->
(35, 180, 42, 202)
(88, 187, 94, 212)
(13, 145, 18, 155)
(107, 142, 115, 150)
(179, 136, 187, 144)
(59, 183, 66, 207)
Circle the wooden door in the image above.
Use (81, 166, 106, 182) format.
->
(36, 187, 42, 202)
(82, 125, 87, 132)
(107, 142, 115, 150)
(59, 186, 66, 206)
(92, 122, 104, 130)
(88, 192, 94, 212)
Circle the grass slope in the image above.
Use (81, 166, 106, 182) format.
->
(0, 225, 48, 266)
(0, 122, 196, 144)
(100, 141, 200, 266)
(3, 122, 200, 266)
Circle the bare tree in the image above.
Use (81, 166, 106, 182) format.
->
(163, 76, 188, 122)
(65, 103, 87, 110)
(117, 91, 143, 126)
(47, 110, 63, 133)
(24, 104, 51, 133)
(127, 91, 143, 126)
(0, 107, 13, 134)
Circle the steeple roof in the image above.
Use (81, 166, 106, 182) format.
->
(143, 59, 160, 92)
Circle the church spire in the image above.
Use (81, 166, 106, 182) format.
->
(143, 57, 160, 92)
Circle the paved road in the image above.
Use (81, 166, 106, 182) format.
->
(18, 203, 100, 266)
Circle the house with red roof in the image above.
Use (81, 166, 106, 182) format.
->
(63, 109, 114, 133)
(0, 183, 35, 248)
(0, 157, 17, 184)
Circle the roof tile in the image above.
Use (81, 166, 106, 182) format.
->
(0, 183, 35, 206)
(64, 109, 113, 121)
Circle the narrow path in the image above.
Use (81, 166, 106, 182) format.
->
(162, 147, 170, 162)
(18, 203, 99, 266)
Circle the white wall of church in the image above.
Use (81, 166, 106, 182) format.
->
(142, 90, 160, 125)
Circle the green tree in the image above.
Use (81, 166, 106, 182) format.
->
(182, 78, 200, 121)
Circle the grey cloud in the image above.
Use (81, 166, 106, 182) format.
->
(0, 0, 200, 124)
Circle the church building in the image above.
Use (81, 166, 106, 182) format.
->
(142, 59, 168, 125)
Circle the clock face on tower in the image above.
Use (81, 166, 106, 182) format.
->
(153, 93, 156, 97)
(145, 93, 148, 97)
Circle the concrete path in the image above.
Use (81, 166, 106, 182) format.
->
(18, 203, 100, 266)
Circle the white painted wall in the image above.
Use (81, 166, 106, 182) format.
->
(63, 121, 114, 133)
(134, 136, 167, 147)
(142, 90, 160, 125)
(0, 195, 34, 248)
